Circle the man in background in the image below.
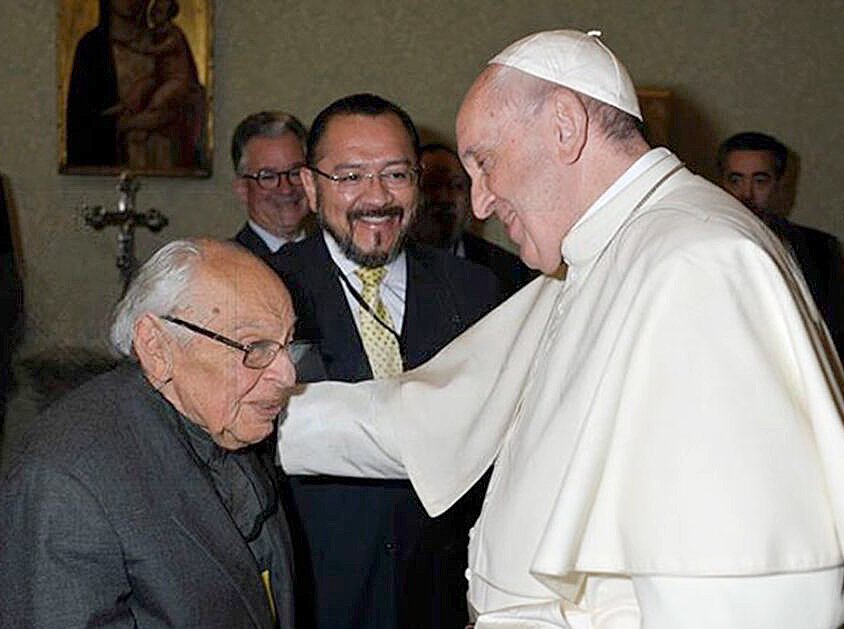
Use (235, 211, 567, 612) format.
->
(411, 143, 536, 297)
(718, 131, 844, 354)
(232, 111, 314, 256)
(0, 239, 298, 628)
(269, 93, 500, 628)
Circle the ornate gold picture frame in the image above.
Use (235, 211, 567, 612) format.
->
(58, 0, 214, 177)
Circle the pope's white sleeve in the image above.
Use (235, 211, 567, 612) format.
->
(631, 567, 844, 628)
(276, 381, 407, 478)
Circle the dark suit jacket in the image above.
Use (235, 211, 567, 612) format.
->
(764, 214, 844, 355)
(461, 232, 538, 299)
(234, 216, 319, 259)
(0, 176, 22, 430)
(0, 364, 294, 628)
(235, 223, 275, 258)
(267, 234, 500, 629)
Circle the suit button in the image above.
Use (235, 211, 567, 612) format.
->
(384, 542, 400, 555)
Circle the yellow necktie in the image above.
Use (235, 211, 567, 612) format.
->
(355, 266, 403, 378)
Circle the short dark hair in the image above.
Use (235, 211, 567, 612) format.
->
(717, 132, 788, 179)
(230, 111, 306, 174)
(578, 95, 646, 144)
(306, 93, 420, 166)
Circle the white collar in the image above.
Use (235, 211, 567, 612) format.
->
(248, 220, 303, 253)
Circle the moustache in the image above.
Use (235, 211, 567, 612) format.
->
(347, 206, 404, 221)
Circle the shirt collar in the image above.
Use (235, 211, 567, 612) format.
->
(562, 148, 680, 267)
(248, 220, 303, 253)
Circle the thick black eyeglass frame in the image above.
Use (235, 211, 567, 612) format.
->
(240, 166, 304, 189)
(161, 315, 284, 369)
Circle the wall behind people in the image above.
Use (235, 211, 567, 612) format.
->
(1, 1, 842, 356)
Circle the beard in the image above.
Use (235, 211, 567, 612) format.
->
(316, 188, 413, 268)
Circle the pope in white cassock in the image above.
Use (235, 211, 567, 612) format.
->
(278, 30, 844, 628)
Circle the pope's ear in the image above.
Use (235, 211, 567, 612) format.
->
(133, 313, 174, 385)
(300, 166, 318, 214)
(550, 88, 588, 165)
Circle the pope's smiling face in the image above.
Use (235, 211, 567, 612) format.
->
(302, 113, 418, 267)
(457, 67, 568, 274)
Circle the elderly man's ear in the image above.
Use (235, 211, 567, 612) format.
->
(550, 88, 588, 165)
(134, 313, 175, 386)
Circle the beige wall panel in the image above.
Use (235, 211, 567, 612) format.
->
(1, 1, 842, 354)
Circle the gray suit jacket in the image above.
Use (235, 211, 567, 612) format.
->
(0, 363, 294, 628)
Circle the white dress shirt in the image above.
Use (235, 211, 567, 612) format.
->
(248, 219, 305, 254)
(323, 231, 407, 334)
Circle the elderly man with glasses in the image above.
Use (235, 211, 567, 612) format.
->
(267, 93, 501, 629)
(231, 111, 315, 256)
(0, 239, 299, 628)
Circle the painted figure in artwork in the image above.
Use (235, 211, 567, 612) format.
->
(66, 0, 207, 171)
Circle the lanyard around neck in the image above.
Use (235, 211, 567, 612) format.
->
(334, 264, 402, 344)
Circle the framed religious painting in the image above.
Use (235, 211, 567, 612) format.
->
(58, 0, 214, 177)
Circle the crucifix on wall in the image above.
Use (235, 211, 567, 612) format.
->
(81, 172, 168, 296)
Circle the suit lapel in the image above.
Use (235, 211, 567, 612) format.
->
(304, 237, 372, 381)
(402, 247, 463, 369)
(235, 224, 272, 257)
(135, 385, 275, 628)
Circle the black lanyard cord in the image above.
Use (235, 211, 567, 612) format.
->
(334, 265, 402, 344)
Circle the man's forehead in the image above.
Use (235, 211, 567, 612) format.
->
(726, 150, 777, 174)
(324, 114, 411, 150)
(245, 134, 304, 162)
(457, 74, 506, 158)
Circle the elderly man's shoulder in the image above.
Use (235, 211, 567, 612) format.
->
(5, 363, 153, 476)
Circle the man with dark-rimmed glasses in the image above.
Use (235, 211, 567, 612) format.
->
(0, 239, 299, 628)
(232, 111, 315, 256)
(267, 93, 501, 629)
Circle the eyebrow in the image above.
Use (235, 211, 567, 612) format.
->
(329, 158, 413, 171)
(459, 147, 477, 162)
(728, 170, 773, 178)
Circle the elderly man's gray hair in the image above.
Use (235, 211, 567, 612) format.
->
(110, 239, 203, 356)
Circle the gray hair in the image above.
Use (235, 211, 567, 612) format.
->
(230, 111, 307, 175)
(110, 239, 203, 357)
(487, 65, 644, 145)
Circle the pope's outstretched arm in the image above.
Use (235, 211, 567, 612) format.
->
(277, 276, 558, 515)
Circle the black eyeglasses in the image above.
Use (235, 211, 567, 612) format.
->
(241, 166, 303, 190)
(308, 165, 419, 191)
(161, 315, 306, 369)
